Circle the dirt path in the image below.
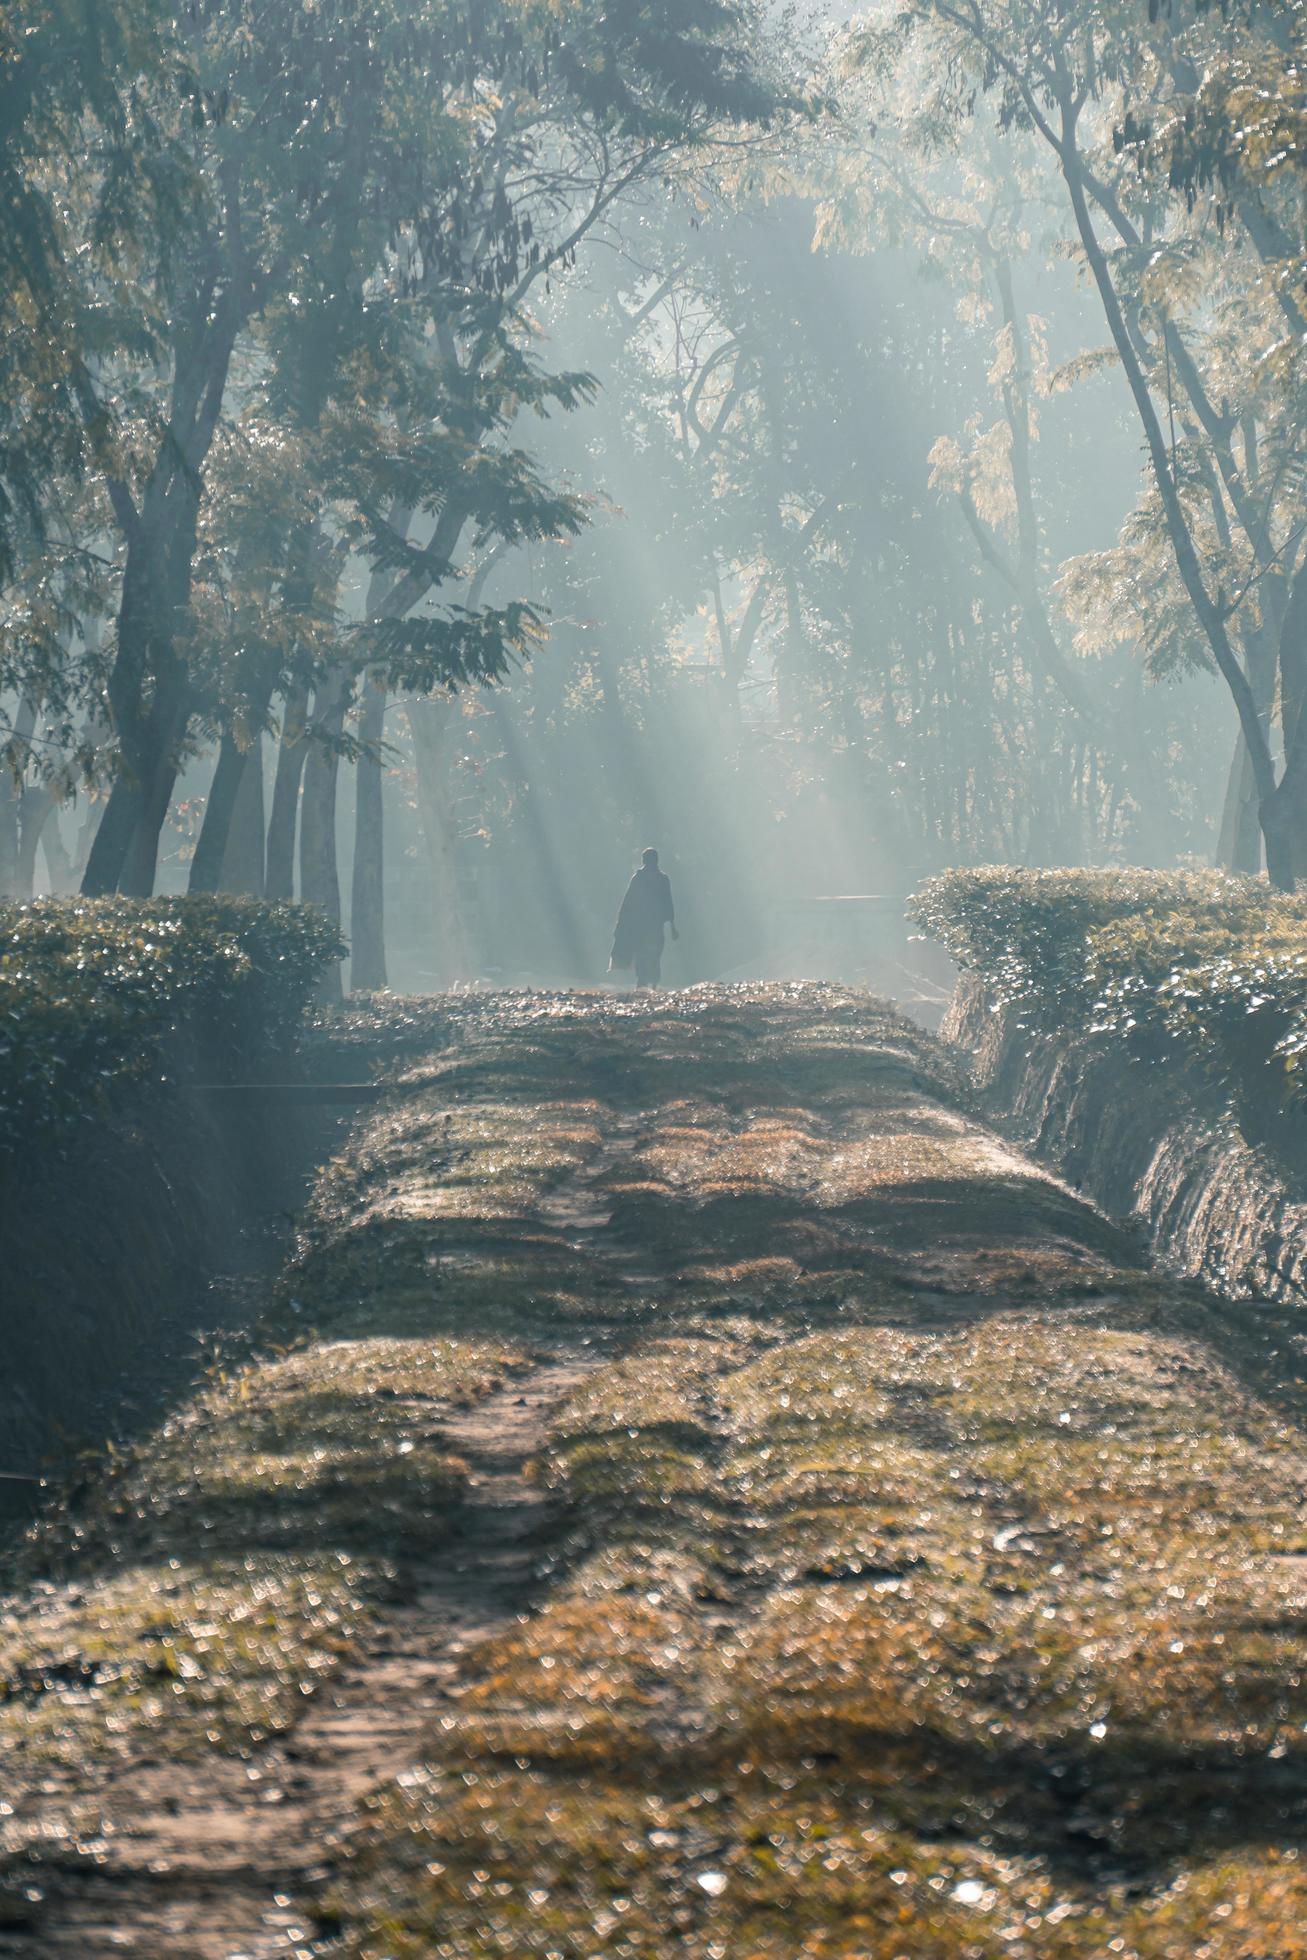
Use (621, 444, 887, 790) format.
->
(2, 1354, 599, 1960)
(4, 985, 1305, 1960)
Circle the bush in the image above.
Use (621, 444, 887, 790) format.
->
(0, 896, 345, 1155)
(912, 865, 1307, 1117)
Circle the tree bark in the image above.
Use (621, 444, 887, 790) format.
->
(189, 737, 247, 894)
(349, 680, 388, 991)
(1269, 557, 1307, 882)
(41, 801, 74, 890)
(300, 674, 350, 1001)
(0, 778, 18, 894)
(222, 731, 266, 895)
(265, 683, 311, 901)
(82, 511, 199, 897)
(0, 699, 35, 894)
(1217, 731, 1261, 876)
(117, 666, 192, 896)
(15, 785, 55, 898)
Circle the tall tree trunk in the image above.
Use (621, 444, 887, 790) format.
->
(80, 256, 242, 898)
(300, 674, 350, 1001)
(190, 732, 267, 896)
(189, 737, 248, 894)
(1269, 555, 1307, 883)
(41, 802, 73, 890)
(116, 669, 191, 897)
(1216, 628, 1277, 874)
(73, 794, 100, 886)
(222, 731, 266, 895)
(83, 517, 197, 898)
(0, 777, 18, 894)
(350, 681, 388, 991)
(1057, 112, 1286, 881)
(81, 773, 143, 895)
(265, 683, 310, 901)
(15, 785, 55, 898)
(1217, 732, 1262, 875)
(0, 699, 35, 894)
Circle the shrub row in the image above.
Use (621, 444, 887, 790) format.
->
(913, 866, 1307, 1120)
(0, 897, 345, 1155)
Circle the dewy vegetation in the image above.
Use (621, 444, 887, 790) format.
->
(5, 2, 1307, 1953)
(0, 893, 347, 1479)
(916, 866, 1307, 1126)
(0, 897, 342, 1151)
(3, 985, 1305, 1957)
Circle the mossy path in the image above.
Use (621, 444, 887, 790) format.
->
(2, 985, 1305, 1958)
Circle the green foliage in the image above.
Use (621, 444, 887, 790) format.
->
(915, 864, 1307, 1113)
(0, 896, 344, 1152)
(0, 0, 181, 582)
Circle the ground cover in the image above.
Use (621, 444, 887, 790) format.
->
(3, 984, 1304, 1958)
(914, 865, 1307, 1128)
(0, 896, 343, 1154)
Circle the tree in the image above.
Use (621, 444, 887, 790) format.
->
(22, 0, 784, 909)
(883, 0, 1307, 885)
(0, 0, 179, 588)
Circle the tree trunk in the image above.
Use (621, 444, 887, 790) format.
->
(73, 794, 101, 887)
(79, 261, 242, 898)
(41, 802, 74, 890)
(1271, 557, 1307, 885)
(1217, 625, 1277, 874)
(300, 674, 350, 1001)
(0, 733, 28, 897)
(1260, 790, 1300, 893)
(1217, 732, 1262, 876)
(116, 668, 191, 897)
(83, 521, 196, 898)
(81, 772, 144, 895)
(15, 786, 55, 898)
(350, 681, 388, 991)
(190, 732, 267, 896)
(222, 731, 266, 895)
(0, 778, 18, 893)
(265, 683, 311, 901)
(1058, 118, 1286, 880)
(2, 700, 38, 895)
(189, 736, 248, 894)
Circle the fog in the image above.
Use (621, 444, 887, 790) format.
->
(0, 0, 1285, 978)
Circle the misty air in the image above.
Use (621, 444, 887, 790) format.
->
(2, 1, 1306, 1953)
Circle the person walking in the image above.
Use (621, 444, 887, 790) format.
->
(609, 847, 678, 988)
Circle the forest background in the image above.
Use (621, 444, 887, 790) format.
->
(3, 0, 1306, 992)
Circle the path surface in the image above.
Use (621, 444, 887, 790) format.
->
(2, 985, 1305, 1959)
(3, 1357, 598, 1959)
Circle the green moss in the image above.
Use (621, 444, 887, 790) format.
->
(8, 982, 1306, 1954)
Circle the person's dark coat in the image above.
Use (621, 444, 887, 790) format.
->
(610, 864, 674, 984)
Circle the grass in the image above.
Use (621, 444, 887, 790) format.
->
(296, 987, 1307, 1959)
(5, 982, 1306, 1956)
(0, 1334, 528, 1786)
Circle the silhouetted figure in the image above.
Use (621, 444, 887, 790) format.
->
(610, 847, 678, 988)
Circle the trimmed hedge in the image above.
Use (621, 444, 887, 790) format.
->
(0, 897, 345, 1155)
(913, 866, 1307, 1120)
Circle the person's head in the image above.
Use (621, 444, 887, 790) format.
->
(641, 847, 659, 869)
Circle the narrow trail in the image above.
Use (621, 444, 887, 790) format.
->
(5, 1355, 600, 1960)
(4, 986, 1305, 1959)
